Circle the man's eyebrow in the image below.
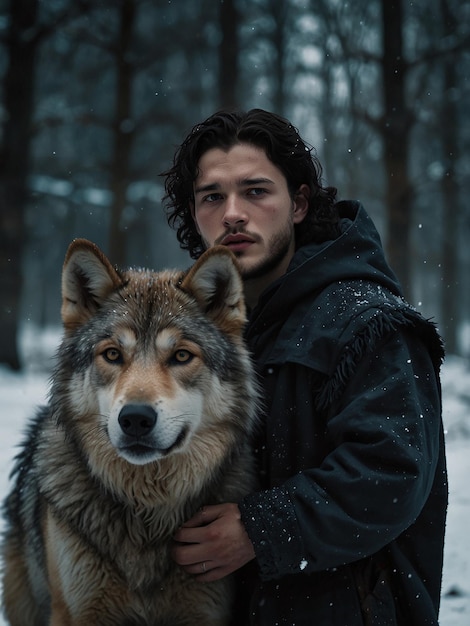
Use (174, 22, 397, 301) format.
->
(194, 182, 220, 195)
(241, 177, 275, 186)
(194, 177, 275, 195)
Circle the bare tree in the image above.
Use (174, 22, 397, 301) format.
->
(0, 0, 39, 369)
(218, 0, 240, 108)
(266, 0, 289, 115)
(108, 0, 137, 266)
(439, 0, 461, 353)
(380, 0, 414, 296)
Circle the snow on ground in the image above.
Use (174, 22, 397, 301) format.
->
(439, 357, 470, 625)
(0, 328, 468, 624)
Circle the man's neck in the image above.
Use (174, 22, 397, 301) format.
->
(244, 279, 263, 310)
(243, 271, 281, 310)
(242, 249, 296, 309)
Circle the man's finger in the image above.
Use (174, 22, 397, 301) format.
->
(180, 504, 222, 528)
(173, 525, 204, 544)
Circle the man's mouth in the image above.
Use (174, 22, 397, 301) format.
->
(220, 233, 256, 252)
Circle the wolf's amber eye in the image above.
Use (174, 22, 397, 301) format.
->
(103, 348, 123, 363)
(172, 349, 193, 364)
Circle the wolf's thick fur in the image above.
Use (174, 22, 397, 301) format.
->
(1, 240, 259, 625)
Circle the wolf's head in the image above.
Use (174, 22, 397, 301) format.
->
(54, 240, 257, 477)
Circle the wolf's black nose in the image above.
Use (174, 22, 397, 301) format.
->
(118, 404, 157, 437)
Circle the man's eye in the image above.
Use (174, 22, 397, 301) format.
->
(204, 193, 223, 203)
(171, 349, 193, 364)
(103, 348, 123, 363)
(248, 188, 266, 196)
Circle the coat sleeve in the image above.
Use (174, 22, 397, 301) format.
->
(238, 328, 443, 581)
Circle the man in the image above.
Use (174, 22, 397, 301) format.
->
(163, 109, 447, 625)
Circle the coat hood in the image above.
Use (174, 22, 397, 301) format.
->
(245, 201, 444, 379)
(247, 201, 402, 342)
(247, 201, 401, 352)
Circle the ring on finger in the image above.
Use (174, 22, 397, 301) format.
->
(201, 561, 206, 573)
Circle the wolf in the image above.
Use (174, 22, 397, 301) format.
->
(1, 239, 259, 626)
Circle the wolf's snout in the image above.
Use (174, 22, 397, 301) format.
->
(118, 404, 157, 437)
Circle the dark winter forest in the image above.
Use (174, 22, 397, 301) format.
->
(1, 0, 469, 370)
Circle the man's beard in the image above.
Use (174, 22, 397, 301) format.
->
(235, 223, 294, 281)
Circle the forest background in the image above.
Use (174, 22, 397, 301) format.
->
(1, 0, 469, 370)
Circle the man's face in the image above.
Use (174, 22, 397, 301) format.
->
(191, 143, 308, 286)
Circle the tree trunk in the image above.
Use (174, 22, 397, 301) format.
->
(218, 0, 239, 109)
(108, 0, 136, 267)
(269, 0, 288, 116)
(0, 0, 38, 369)
(439, 0, 460, 354)
(380, 0, 413, 297)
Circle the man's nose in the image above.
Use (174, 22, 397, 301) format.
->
(222, 195, 247, 226)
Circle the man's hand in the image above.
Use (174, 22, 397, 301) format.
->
(172, 502, 256, 582)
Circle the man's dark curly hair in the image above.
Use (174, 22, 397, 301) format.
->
(162, 108, 340, 259)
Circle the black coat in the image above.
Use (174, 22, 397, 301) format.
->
(237, 202, 447, 625)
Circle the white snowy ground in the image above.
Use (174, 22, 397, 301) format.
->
(0, 327, 468, 624)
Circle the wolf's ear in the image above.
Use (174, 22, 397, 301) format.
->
(61, 239, 122, 331)
(181, 246, 246, 334)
